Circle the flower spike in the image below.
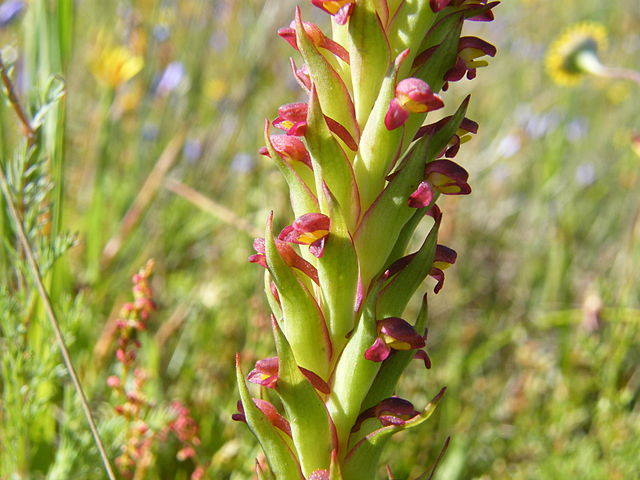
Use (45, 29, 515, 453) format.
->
(237, 0, 498, 476)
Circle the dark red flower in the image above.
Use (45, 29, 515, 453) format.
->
(352, 397, 420, 432)
(272, 102, 357, 151)
(278, 20, 350, 63)
(247, 356, 331, 394)
(249, 237, 320, 285)
(310, 0, 355, 25)
(273, 103, 308, 136)
(247, 357, 279, 389)
(408, 160, 471, 209)
(415, 116, 479, 158)
(365, 317, 426, 363)
(259, 134, 312, 169)
(278, 213, 330, 258)
(429, 244, 457, 293)
(385, 78, 444, 130)
(445, 36, 497, 83)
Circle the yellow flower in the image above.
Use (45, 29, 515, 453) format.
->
(91, 46, 144, 88)
(545, 22, 607, 86)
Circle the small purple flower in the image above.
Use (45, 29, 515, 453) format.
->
(0, 1, 25, 28)
(155, 61, 185, 96)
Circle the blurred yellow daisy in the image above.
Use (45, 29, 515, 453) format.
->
(91, 46, 144, 88)
(546, 22, 607, 85)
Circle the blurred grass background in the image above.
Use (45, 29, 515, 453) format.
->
(0, 0, 639, 478)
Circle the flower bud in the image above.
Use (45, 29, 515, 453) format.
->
(259, 135, 312, 169)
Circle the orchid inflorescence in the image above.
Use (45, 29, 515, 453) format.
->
(235, 1, 498, 478)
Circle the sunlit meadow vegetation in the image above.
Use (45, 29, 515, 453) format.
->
(0, 0, 638, 479)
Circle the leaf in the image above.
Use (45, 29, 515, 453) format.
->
(264, 270, 282, 319)
(31, 75, 66, 129)
(348, 0, 391, 126)
(352, 50, 408, 211)
(326, 281, 383, 451)
(386, 0, 437, 75)
(264, 121, 318, 219)
(295, 8, 359, 143)
(235, 354, 303, 480)
(305, 88, 360, 228)
(264, 214, 331, 378)
(384, 208, 426, 266)
(413, 18, 463, 92)
(317, 184, 359, 353)
(376, 222, 438, 318)
(272, 320, 333, 476)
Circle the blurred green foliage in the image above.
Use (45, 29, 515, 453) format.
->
(0, 0, 639, 478)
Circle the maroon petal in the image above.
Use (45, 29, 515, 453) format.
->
(364, 337, 392, 362)
(414, 350, 432, 369)
(334, 3, 354, 25)
(459, 36, 497, 58)
(384, 98, 409, 131)
(299, 366, 331, 394)
(429, 267, 445, 293)
(247, 357, 280, 389)
(427, 204, 443, 225)
(434, 244, 457, 267)
(352, 397, 420, 432)
(263, 135, 312, 168)
(253, 398, 292, 436)
(309, 236, 327, 258)
(378, 317, 425, 350)
(408, 181, 435, 208)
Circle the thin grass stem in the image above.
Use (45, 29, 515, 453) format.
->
(164, 177, 262, 237)
(0, 165, 118, 480)
(0, 56, 36, 144)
